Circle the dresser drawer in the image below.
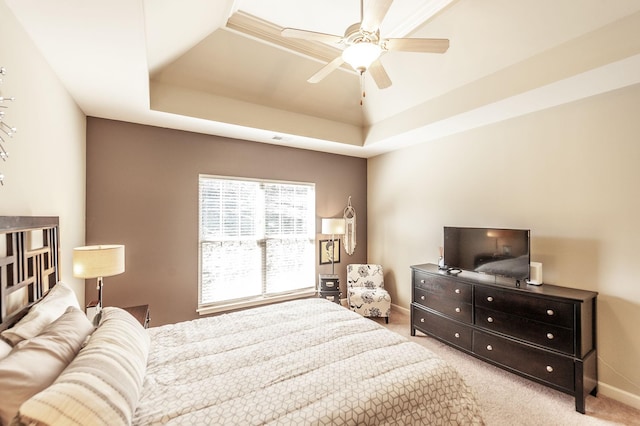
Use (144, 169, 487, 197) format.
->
(412, 305, 472, 351)
(473, 330, 574, 391)
(319, 290, 341, 304)
(475, 307, 574, 354)
(475, 286, 574, 327)
(414, 271, 472, 303)
(414, 287, 472, 323)
(319, 275, 339, 291)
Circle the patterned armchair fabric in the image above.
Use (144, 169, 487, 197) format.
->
(347, 264, 391, 323)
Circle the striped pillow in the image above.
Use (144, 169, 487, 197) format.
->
(14, 307, 150, 426)
(0, 307, 93, 425)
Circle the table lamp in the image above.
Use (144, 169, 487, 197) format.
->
(73, 244, 125, 311)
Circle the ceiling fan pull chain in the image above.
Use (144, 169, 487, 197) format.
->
(360, 71, 366, 106)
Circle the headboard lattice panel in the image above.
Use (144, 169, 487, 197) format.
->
(0, 216, 60, 331)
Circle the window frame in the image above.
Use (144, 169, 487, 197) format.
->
(197, 174, 316, 315)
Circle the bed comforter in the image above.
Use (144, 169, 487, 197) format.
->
(133, 298, 484, 425)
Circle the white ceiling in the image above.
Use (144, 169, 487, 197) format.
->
(6, 0, 640, 158)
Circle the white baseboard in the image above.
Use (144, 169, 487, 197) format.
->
(391, 303, 409, 315)
(598, 382, 640, 410)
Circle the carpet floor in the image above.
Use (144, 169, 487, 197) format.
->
(378, 309, 640, 426)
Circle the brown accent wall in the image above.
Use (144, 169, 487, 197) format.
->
(86, 118, 367, 326)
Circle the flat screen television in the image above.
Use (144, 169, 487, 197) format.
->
(443, 227, 530, 281)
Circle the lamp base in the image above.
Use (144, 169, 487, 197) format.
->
(97, 276, 104, 310)
(86, 300, 100, 323)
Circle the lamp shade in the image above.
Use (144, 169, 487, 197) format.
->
(322, 218, 346, 235)
(73, 245, 125, 279)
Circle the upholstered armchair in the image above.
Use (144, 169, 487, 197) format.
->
(347, 264, 391, 323)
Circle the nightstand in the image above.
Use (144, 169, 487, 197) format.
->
(123, 304, 150, 328)
(318, 274, 341, 304)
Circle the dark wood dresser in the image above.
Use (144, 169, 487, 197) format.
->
(410, 263, 598, 413)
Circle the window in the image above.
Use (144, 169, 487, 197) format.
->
(198, 175, 316, 312)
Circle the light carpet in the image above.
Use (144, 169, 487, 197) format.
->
(379, 309, 640, 426)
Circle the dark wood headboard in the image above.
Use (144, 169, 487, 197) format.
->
(0, 216, 60, 332)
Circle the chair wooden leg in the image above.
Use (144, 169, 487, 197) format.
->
(385, 317, 389, 324)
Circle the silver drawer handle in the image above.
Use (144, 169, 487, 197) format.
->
(420, 279, 425, 284)
(455, 307, 461, 313)
(455, 288, 461, 294)
(454, 333, 460, 338)
(487, 296, 494, 302)
(546, 366, 554, 373)
(420, 318, 425, 323)
(487, 317, 494, 323)
(546, 333, 554, 340)
(546, 309, 555, 316)
(420, 295, 426, 301)
(486, 345, 493, 351)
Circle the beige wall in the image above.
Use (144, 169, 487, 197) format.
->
(0, 1, 86, 302)
(368, 83, 640, 408)
(85, 118, 367, 326)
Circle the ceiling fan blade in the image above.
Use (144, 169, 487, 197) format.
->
(384, 38, 450, 53)
(308, 56, 345, 83)
(281, 28, 343, 45)
(361, 0, 393, 33)
(368, 60, 392, 89)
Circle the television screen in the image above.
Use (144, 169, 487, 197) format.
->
(444, 227, 530, 280)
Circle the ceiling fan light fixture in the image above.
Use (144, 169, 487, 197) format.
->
(341, 42, 381, 73)
(281, 0, 449, 91)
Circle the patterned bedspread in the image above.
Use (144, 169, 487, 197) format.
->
(133, 298, 484, 425)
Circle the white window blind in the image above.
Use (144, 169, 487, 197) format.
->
(199, 175, 315, 310)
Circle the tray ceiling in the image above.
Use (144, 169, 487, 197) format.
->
(6, 0, 640, 157)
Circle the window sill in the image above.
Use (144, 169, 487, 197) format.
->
(197, 289, 317, 316)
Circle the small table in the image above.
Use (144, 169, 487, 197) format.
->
(123, 304, 150, 328)
(318, 274, 341, 304)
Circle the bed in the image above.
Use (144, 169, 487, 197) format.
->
(0, 216, 484, 425)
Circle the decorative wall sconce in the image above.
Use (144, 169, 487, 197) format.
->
(0, 66, 17, 186)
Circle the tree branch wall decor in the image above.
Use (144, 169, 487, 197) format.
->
(0, 66, 17, 186)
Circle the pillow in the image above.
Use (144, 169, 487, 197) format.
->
(0, 306, 93, 425)
(0, 339, 12, 359)
(1, 282, 80, 346)
(15, 307, 150, 426)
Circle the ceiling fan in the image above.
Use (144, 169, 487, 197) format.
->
(281, 0, 449, 90)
